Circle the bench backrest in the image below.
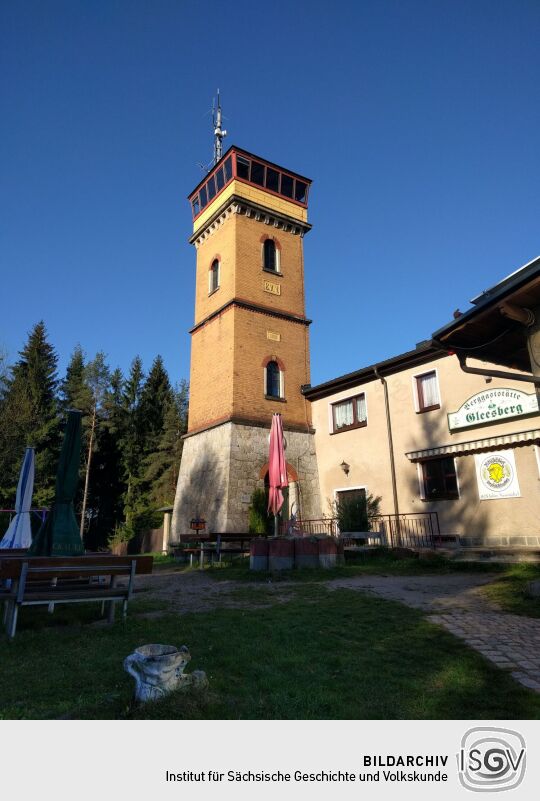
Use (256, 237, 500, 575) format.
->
(0, 554, 153, 580)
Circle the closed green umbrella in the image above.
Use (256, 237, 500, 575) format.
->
(29, 410, 84, 556)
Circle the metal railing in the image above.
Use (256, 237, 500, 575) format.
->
(372, 512, 440, 549)
(280, 517, 339, 537)
(285, 512, 440, 549)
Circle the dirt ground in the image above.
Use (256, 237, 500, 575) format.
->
(134, 568, 499, 615)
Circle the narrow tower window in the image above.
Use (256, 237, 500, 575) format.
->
(266, 361, 281, 399)
(209, 259, 220, 294)
(263, 239, 277, 272)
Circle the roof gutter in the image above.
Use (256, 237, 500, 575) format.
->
(456, 353, 540, 386)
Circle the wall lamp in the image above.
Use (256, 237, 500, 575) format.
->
(340, 461, 350, 476)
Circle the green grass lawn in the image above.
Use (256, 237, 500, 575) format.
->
(1, 583, 538, 720)
(199, 549, 503, 583)
(480, 564, 540, 617)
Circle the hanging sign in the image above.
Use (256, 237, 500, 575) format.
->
(475, 450, 521, 500)
(448, 388, 539, 432)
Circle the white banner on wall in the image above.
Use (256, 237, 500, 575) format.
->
(475, 449, 521, 500)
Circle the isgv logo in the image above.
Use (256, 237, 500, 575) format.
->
(457, 727, 526, 792)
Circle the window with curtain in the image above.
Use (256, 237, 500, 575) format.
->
(266, 361, 281, 398)
(332, 393, 367, 432)
(209, 260, 220, 294)
(263, 239, 277, 272)
(416, 371, 440, 411)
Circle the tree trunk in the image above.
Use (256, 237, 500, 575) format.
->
(80, 404, 96, 538)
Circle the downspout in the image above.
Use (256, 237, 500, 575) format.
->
(374, 366, 400, 546)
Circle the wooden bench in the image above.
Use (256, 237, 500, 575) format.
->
(0, 555, 153, 639)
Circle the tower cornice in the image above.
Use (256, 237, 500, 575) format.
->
(190, 195, 311, 247)
(189, 297, 312, 335)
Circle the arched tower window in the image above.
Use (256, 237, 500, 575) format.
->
(265, 360, 282, 398)
(209, 259, 220, 294)
(263, 239, 277, 272)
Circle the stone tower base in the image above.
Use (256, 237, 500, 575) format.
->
(171, 421, 321, 539)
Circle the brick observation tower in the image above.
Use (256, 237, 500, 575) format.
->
(172, 141, 321, 536)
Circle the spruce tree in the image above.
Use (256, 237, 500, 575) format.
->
(85, 367, 126, 550)
(139, 355, 172, 452)
(0, 322, 60, 506)
(60, 345, 91, 414)
(144, 380, 189, 506)
(121, 356, 145, 532)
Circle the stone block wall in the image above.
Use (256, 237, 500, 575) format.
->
(171, 421, 322, 539)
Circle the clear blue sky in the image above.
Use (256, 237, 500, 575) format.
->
(2, 0, 539, 387)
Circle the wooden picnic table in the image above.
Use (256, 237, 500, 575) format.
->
(182, 537, 250, 568)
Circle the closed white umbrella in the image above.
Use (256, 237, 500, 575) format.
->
(0, 447, 35, 549)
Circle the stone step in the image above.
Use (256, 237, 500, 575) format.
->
(452, 548, 540, 564)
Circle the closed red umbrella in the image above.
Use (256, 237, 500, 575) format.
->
(267, 413, 288, 535)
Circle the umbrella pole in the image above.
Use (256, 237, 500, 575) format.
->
(274, 514, 279, 538)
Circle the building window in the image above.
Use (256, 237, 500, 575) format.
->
(415, 370, 440, 412)
(263, 239, 278, 272)
(250, 160, 265, 186)
(207, 174, 216, 201)
(266, 167, 280, 193)
(419, 457, 459, 500)
(209, 259, 220, 294)
(294, 180, 307, 203)
(216, 166, 225, 191)
(236, 155, 250, 179)
(332, 394, 367, 433)
(265, 360, 282, 399)
(280, 173, 293, 198)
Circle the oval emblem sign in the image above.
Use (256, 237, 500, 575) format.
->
(475, 451, 521, 500)
(448, 388, 539, 432)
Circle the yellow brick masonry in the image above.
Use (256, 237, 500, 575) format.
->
(192, 179, 308, 235)
(188, 198, 311, 433)
(194, 215, 306, 326)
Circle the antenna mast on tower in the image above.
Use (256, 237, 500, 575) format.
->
(212, 90, 227, 165)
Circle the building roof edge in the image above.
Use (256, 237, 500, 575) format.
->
(303, 343, 446, 400)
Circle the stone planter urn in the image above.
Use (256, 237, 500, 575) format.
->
(124, 644, 207, 704)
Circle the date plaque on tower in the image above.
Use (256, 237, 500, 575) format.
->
(263, 279, 281, 296)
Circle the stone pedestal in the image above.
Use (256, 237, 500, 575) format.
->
(172, 421, 321, 539)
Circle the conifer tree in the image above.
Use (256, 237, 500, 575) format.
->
(0, 346, 9, 397)
(85, 367, 126, 549)
(60, 345, 91, 414)
(144, 380, 189, 506)
(0, 322, 60, 506)
(121, 356, 145, 531)
(139, 355, 172, 453)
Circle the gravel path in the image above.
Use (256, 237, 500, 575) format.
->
(325, 574, 540, 691)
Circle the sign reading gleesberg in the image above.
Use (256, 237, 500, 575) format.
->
(448, 388, 539, 432)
